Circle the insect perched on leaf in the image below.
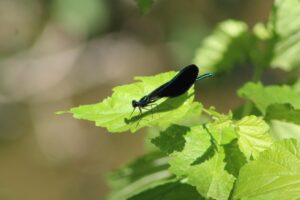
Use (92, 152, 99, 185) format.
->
(131, 64, 213, 116)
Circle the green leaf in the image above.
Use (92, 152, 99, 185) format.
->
(166, 118, 237, 199)
(176, 102, 203, 127)
(107, 151, 173, 200)
(129, 180, 204, 200)
(193, 20, 251, 73)
(294, 78, 300, 92)
(235, 115, 273, 160)
(234, 139, 300, 200)
(136, 0, 155, 15)
(270, 120, 300, 141)
(187, 148, 235, 200)
(179, 115, 238, 199)
(269, 0, 300, 71)
(168, 126, 211, 177)
(266, 103, 300, 125)
(206, 114, 236, 146)
(238, 82, 300, 114)
(253, 22, 272, 40)
(144, 127, 161, 152)
(66, 71, 196, 133)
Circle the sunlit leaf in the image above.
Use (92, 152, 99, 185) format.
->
(65, 71, 196, 133)
(168, 126, 211, 177)
(253, 22, 272, 40)
(270, 120, 300, 141)
(269, 0, 300, 71)
(187, 148, 235, 200)
(164, 119, 237, 199)
(235, 115, 273, 160)
(234, 139, 300, 200)
(238, 82, 300, 114)
(184, 115, 238, 200)
(206, 114, 236, 146)
(293, 78, 300, 92)
(176, 102, 203, 127)
(193, 20, 251, 73)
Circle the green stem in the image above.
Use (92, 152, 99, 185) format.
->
(201, 107, 212, 115)
(241, 101, 253, 117)
(241, 65, 263, 116)
(253, 64, 263, 82)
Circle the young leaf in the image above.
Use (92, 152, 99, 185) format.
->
(235, 115, 273, 160)
(206, 115, 236, 146)
(187, 148, 235, 200)
(193, 20, 251, 73)
(66, 71, 196, 133)
(238, 82, 300, 114)
(269, 0, 300, 71)
(234, 139, 300, 200)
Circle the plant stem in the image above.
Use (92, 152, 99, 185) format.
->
(241, 64, 263, 116)
(253, 64, 263, 82)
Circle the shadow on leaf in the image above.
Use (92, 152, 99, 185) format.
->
(124, 93, 193, 124)
(191, 144, 216, 166)
(151, 124, 190, 154)
(223, 139, 247, 177)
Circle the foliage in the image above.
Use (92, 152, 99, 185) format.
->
(235, 115, 273, 160)
(136, 0, 155, 15)
(269, 0, 300, 71)
(66, 71, 196, 133)
(193, 20, 251, 73)
(234, 139, 300, 200)
(238, 82, 300, 115)
(60, 0, 300, 199)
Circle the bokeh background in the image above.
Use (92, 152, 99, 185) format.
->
(0, 0, 273, 199)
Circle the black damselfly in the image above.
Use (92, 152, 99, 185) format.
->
(131, 64, 213, 116)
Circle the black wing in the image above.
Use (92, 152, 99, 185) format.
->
(147, 64, 199, 101)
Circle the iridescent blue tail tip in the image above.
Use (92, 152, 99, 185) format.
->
(196, 72, 214, 81)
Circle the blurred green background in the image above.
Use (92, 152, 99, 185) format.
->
(0, 0, 273, 199)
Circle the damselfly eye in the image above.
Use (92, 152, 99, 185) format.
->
(132, 100, 138, 108)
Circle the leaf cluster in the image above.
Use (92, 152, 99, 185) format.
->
(60, 0, 300, 199)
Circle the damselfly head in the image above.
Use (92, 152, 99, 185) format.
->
(132, 100, 138, 108)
